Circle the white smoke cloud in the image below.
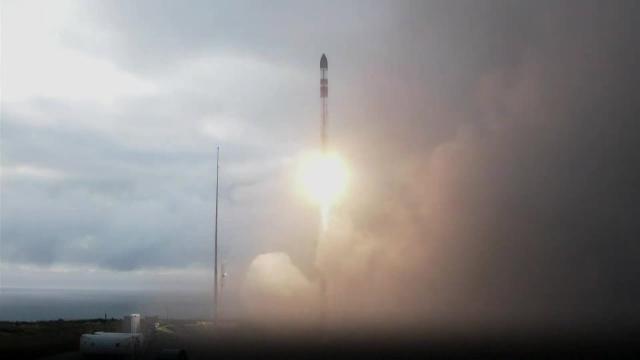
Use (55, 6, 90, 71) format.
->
(242, 252, 320, 325)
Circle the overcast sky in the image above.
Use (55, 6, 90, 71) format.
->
(1, 0, 329, 290)
(2, 0, 640, 330)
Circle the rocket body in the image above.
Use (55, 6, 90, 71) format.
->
(320, 54, 328, 151)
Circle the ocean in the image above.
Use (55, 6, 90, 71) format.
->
(0, 288, 230, 321)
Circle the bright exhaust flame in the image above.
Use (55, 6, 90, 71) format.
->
(296, 151, 349, 216)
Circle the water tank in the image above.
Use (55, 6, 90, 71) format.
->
(123, 313, 141, 333)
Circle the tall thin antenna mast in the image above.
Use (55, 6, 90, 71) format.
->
(220, 262, 226, 317)
(214, 146, 220, 323)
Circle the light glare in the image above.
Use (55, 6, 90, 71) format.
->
(297, 151, 349, 207)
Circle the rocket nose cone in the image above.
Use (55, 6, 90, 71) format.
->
(320, 54, 328, 69)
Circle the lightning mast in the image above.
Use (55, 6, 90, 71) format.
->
(213, 146, 220, 323)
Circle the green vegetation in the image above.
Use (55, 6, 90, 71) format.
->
(0, 319, 120, 359)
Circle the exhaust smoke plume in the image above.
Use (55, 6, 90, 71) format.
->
(240, 1, 640, 335)
(242, 252, 320, 325)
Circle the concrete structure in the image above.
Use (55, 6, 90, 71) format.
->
(80, 313, 144, 357)
(80, 332, 144, 356)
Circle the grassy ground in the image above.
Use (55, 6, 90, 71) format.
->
(0, 319, 120, 359)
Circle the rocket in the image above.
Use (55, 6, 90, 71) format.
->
(320, 54, 328, 151)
